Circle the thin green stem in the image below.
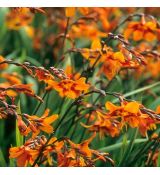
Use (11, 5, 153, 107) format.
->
(118, 129, 138, 166)
(78, 113, 91, 142)
(32, 91, 48, 115)
(113, 81, 160, 103)
(55, 17, 70, 67)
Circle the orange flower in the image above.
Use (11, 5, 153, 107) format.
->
(81, 39, 125, 65)
(106, 101, 141, 128)
(138, 115, 157, 137)
(69, 23, 106, 40)
(124, 21, 158, 42)
(132, 47, 160, 79)
(147, 60, 160, 78)
(9, 84, 42, 101)
(17, 116, 30, 136)
(1, 72, 22, 85)
(106, 101, 158, 136)
(9, 135, 65, 167)
(0, 56, 8, 70)
(81, 111, 120, 138)
(81, 39, 103, 66)
(106, 101, 140, 115)
(43, 137, 64, 153)
(98, 49, 127, 80)
(9, 146, 38, 166)
(78, 7, 89, 15)
(80, 39, 140, 80)
(0, 74, 41, 99)
(83, 100, 159, 138)
(65, 65, 81, 80)
(65, 7, 76, 17)
(9, 136, 46, 167)
(58, 133, 107, 167)
(35, 68, 54, 82)
(6, 8, 33, 30)
(99, 58, 121, 80)
(42, 137, 64, 166)
(156, 105, 160, 114)
(0, 82, 17, 97)
(46, 77, 90, 99)
(24, 26, 35, 38)
(25, 109, 58, 138)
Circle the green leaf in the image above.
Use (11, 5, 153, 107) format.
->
(113, 81, 160, 103)
(120, 134, 128, 159)
(16, 101, 24, 147)
(149, 97, 160, 110)
(157, 152, 160, 167)
(9, 157, 15, 167)
(123, 81, 160, 98)
(0, 121, 4, 142)
(98, 138, 147, 152)
(118, 129, 138, 166)
(0, 148, 7, 166)
(26, 56, 42, 67)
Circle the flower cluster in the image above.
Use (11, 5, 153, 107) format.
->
(18, 109, 58, 138)
(0, 7, 160, 167)
(10, 134, 111, 167)
(82, 98, 160, 138)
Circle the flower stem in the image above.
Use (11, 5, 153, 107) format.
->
(32, 91, 48, 115)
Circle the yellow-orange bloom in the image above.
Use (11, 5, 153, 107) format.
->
(98, 50, 127, 80)
(17, 116, 30, 136)
(80, 39, 140, 80)
(124, 21, 158, 42)
(81, 111, 120, 138)
(83, 100, 159, 138)
(25, 109, 58, 138)
(9, 136, 47, 166)
(58, 133, 107, 167)
(46, 77, 90, 99)
(1, 72, 22, 85)
(69, 23, 106, 40)
(106, 101, 158, 136)
(6, 8, 33, 30)
(9, 146, 38, 167)
(0, 56, 8, 70)
(65, 7, 76, 17)
(65, 65, 81, 80)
